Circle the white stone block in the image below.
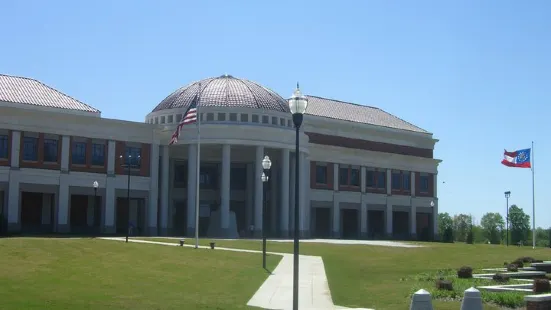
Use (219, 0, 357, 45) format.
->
(410, 289, 433, 310)
(461, 287, 482, 310)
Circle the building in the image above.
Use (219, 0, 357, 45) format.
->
(0, 74, 441, 239)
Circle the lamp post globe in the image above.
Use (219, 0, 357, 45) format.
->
(93, 181, 99, 189)
(261, 172, 269, 183)
(289, 83, 308, 127)
(430, 201, 435, 207)
(262, 155, 272, 170)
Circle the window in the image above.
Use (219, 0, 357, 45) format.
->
(280, 118, 285, 126)
(124, 147, 141, 167)
(240, 114, 248, 122)
(218, 113, 226, 121)
(160, 116, 165, 124)
(315, 165, 328, 184)
(391, 171, 401, 190)
(420, 173, 430, 192)
(366, 170, 375, 188)
(229, 113, 238, 121)
(272, 116, 278, 125)
(367, 169, 387, 190)
(72, 142, 86, 165)
(339, 165, 360, 188)
(174, 163, 187, 187)
(377, 171, 386, 189)
(168, 115, 174, 123)
(252, 115, 259, 123)
(230, 167, 247, 190)
(0, 135, 8, 159)
(402, 173, 410, 191)
(91, 143, 105, 166)
(262, 115, 269, 124)
(22, 137, 38, 161)
(206, 113, 214, 121)
(43, 139, 58, 162)
(199, 165, 218, 189)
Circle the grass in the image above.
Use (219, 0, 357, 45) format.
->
(138, 237, 551, 310)
(0, 237, 280, 310)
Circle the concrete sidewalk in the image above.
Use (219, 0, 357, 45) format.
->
(99, 237, 373, 310)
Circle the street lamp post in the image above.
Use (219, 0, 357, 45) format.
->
(288, 83, 308, 310)
(261, 155, 272, 269)
(505, 191, 511, 246)
(120, 153, 141, 243)
(93, 181, 98, 233)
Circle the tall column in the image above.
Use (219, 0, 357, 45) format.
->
(160, 146, 170, 235)
(60, 136, 70, 173)
(107, 140, 116, 175)
(410, 204, 417, 239)
(57, 175, 70, 233)
(410, 171, 416, 197)
(332, 198, 340, 238)
(386, 201, 393, 238)
(433, 200, 439, 241)
(7, 131, 20, 233)
(147, 144, 159, 235)
(280, 149, 290, 237)
(186, 144, 197, 236)
(245, 163, 254, 232)
(220, 144, 231, 235)
(360, 167, 368, 238)
(386, 169, 392, 195)
(270, 165, 277, 236)
(289, 155, 296, 236)
(253, 145, 264, 237)
(299, 152, 309, 237)
(104, 177, 116, 233)
(433, 173, 438, 197)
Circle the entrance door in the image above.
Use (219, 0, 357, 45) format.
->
(341, 209, 359, 239)
(173, 200, 187, 236)
(21, 192, 43, 233)
(314, 208, 331, 238)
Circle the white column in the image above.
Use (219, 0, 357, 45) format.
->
(360, 166, 367, 238)
(433, 200, 439, 240)
(57, 175, 70, 233)
(107, 140, 116, 175)
(411, 171, 416, 197)
(245, 163, 254, 229)
(386, 169, 392, 195)
(332, 197, 340, 238)
(254, 146, 264, 236)
(7, 175, 20, 232)
(41, 194, 52, 225)
(104, 177, 116, 233)
(433, 173, 438, 197)
(60, 136, 70, 172)
(148, 144, 159, 235)
(289, 155, 296, 235)
(280, 149, 290, 237)
(86, 195, 94, 227)
(410, 204, 417, 237)
(333, 163, 339, 191)
(270, 166, 277, 235)
(221, 144, 231, 233)
(386, 201, 393, 236)
(186, 144, 197, 235)
(160, 146, 169, 234)
(10, 131, 20, 168)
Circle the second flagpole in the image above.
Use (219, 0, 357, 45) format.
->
(532, 141, 536, 249)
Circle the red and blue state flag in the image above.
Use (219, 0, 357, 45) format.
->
(501, 148, 531, 168)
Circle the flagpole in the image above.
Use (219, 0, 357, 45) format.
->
(195, 83, 201, 249)
(532, 141, 536, 249)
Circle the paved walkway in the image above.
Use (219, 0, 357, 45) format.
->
(99, 237, 373, 310)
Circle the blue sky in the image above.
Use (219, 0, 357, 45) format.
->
(1, 1, 550, 227)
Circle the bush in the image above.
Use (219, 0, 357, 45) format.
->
(442, 226, 454, 243)
(507, 264, 518, 272)
(532, 259, 544, 264)
(511, 259, 524, 268)
(518, 256, 536, 263)
(493, 273, 510, 283)
(436, 278, 453, 291)
(533, 278, 551, 293)
(503, 261, 509, 266)
(457, 266, 473, 279)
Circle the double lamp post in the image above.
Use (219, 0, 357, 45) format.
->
(120, 153, 141, 243)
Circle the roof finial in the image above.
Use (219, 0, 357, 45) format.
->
(297, 82, 300, 90)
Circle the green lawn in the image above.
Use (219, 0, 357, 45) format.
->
(138, 237, 551, 310)
(0, 237, 280, 310)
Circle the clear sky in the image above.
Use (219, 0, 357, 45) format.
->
(1, 1, 550, 227)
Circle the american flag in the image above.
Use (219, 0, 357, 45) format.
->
(169, 101, 198, 145)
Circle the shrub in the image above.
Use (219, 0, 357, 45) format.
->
(503, 261, 509, 266)
(442, 226, 454, 243)
(457, 266, 473, 279)
(533, 278, 551, 293)
(466, 231, 474, 244)
(511, 259, 524, 268)
(436, 278, 453, 291)
(493, 273, 510, 283)
(507, 264, 518, 272)
(532, 259, 544, 263)
(518, 256, 536, 263)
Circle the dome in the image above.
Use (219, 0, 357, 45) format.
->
(151, 75, 291, 113)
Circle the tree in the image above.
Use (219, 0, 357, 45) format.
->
(438, 213, 454, 243)
(480, 212, 505, 244)
(509, 205, 530, 245)
(453, 214, 472, 242)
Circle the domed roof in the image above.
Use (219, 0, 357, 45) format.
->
(151, 75, 291, 113)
